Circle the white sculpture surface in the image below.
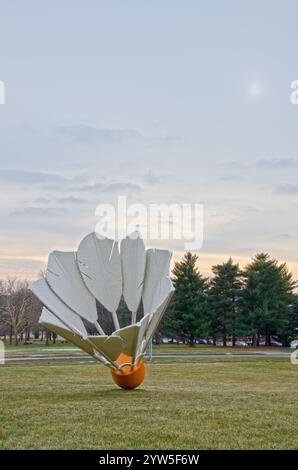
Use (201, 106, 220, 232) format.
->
(30, 232, 174, 388)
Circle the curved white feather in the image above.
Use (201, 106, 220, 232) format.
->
(113, 313, 150, 360)
(40, 308, 111, 366)
(30, 278, 87, 338)
(77, 233, 122, 329)
(40, 308, 95, 356)
(142, 248, 173, 315)
(120, 232, 146, 321)
(142, 283, 174, 353)
(46, 251, 99, 327)
(40, 307, 72, 331)
(87, 335, 123, 362)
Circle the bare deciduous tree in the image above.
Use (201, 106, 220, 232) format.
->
(0, 279, 42, 345)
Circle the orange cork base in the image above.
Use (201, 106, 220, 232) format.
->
(111, 353, 145, 390)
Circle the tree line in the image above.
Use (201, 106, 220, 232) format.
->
(1, 252, 298, 347)
(160, 252, 298, 347)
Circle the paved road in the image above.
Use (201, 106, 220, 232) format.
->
(4, 351, 292, 363)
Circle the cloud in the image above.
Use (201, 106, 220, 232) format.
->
(0, 169, 141, 196)
(76, 182, 142, 193)
(275, 183, 298, 194)
(143, 172, 162, 185)
(221, 160, 248, 171)
(0, 258, 46, 281)
(0, 169, 68, 185)
(258, 158, 298, 169)
(58, 124, 144, 145)
(57, 124, 180, 148)
(33, 197, 52, 204)
(55, 196, 89, 205)
(274, 233, 293, 239)
(219, 174, 242, 181)
(10, 207, 68, 217)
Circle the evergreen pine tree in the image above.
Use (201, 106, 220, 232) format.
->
(170, 252, 208, 345)
(208, 258, 242, 346)
(241, 253, 295, 345)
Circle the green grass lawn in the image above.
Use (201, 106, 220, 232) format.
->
(2, 339, 292, 357)
(0, 358, 297, 449)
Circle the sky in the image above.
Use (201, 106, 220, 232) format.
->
(0, 0, 298, 280)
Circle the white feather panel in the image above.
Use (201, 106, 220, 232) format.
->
(40, 308, 95, 356)
(142, 248, 173, 315)
(77, 233, 122, 317)
(46, 251, 98, 325)
(142, 284, 174, 353)
(120, 232, 146, 316)
(113, 313, 150, 358)
(87, 335, 123, 362)
(30, 278, 87, 338)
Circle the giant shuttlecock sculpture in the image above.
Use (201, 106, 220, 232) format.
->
(30, 232, 174, 389)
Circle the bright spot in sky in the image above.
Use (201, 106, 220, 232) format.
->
(248, 81, 262, 98)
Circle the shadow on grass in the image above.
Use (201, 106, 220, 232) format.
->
(52, 387, 151, 403)
(90, 387, 149, 397)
